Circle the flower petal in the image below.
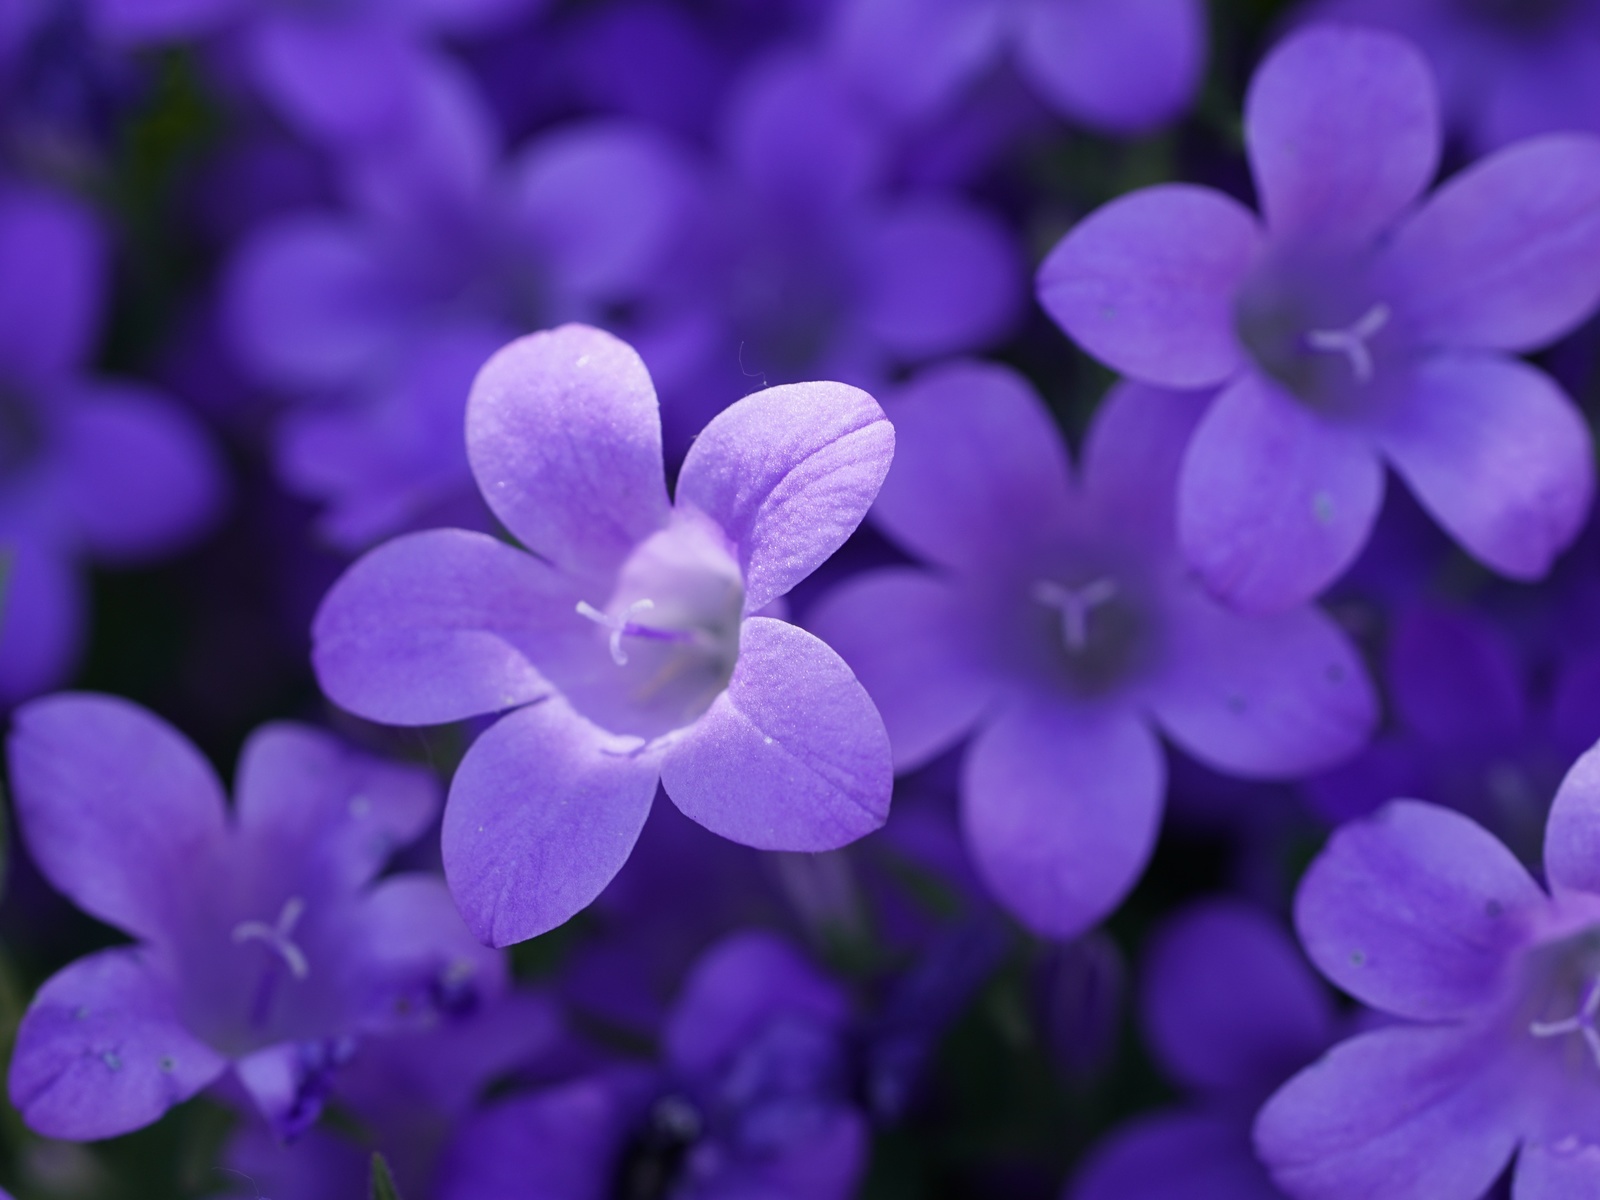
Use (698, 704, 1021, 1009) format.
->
(1073, 1110, 1280, 1200)
(249, 12, 425, 145)
(1012, 0, 1205, 134)
(961, 694, 1164, 939)
(827, 0, 1005, 124)
(1080, 379, 1209, 548)
(1178, 373, 1385, 613)
(661, 617, 892, 852)
(312, 529, 563, 726)
(869, 360, 1072, 570)
(1255, 1025, 1518, 1200)
(466, 324, 670, 583)
(1245, 26, 1440, 245)
(675, 382, 893, 612)
(1384, 134, 1600, 352)
(9, 948, 226, 1140)
(0, 538, 83, 706)
(441, 699, 661, 947)
(1150, 586, 1377, 777)
(1375, 354, 1593, 581)
(1386, 604, 1525, 749)
(1517, 1140, 1600, 1200)
(1037, 184, 1260, 389)
(7, 693, 227, 942)
(0, 184, 103, 381)
(1543, 741, 1600, 898)
(806, 569, 998, 771)
(1294, 800, 1544, 1021)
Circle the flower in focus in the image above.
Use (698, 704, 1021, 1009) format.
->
(313, 323, 896, 947)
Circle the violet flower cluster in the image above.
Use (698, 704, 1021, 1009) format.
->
(3, 1, 1600, 1197)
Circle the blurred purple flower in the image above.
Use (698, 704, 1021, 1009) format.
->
(828, 0, 1206, 135)
(5, 694, 500, 1140)
(809, 362, 1375, 937)
(1256, 748, 1600, 1198)
(440, 931, 868, 1200)
(313, 324, 895, 947)
(1070, 900, 1336, 1200)
(1039, 25, 1600, 613)
(0, 182, 223, 704)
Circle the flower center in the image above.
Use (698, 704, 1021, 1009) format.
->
(1303, 303, 1391, 385)
(1530, 975, 1600, 1068)
(1028, 573, 1146, 694)
(232, 896, 310, 1029)
(1032, 578, 1119, 652)
(576, 598, 716, 666)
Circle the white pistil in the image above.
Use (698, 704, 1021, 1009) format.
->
(1033, 579, 1118, 651)
(1304, 303, 1391, 384)
(232, 896, 310, 981)
(576, 598, 657, 666)
(1531, 975, 1600, 1068)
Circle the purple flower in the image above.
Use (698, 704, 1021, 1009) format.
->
(312, 323, 895, 947)
(1038, 25, 1600, 614)
(827, 0, 1206, 135)
(808, 362, 1375, 937)
(439, 931, 867, 1200)
(0, 182, 223, 704)
(1070, 900, 1336, 1200)
(1254, 745, 1600, 1198)
(5, 693, 500, 1140)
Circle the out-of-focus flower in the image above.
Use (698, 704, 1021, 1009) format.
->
(1256, 744, 1600, 1198)
(809, 362, 1375, 936)
(313, 324, 895, 947)
(5, 694, 499, 1140)
(1039, 25, 1600, 613)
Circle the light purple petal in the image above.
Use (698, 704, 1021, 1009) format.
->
(0, 538, 83, 706)
(861, 197, 1021, 360)
(1141, 900, 1334, 1095)
(466, 324, 670, 583)
(61, 382, 225, 562)
(1245, 26, 1440, 245)
(1375, 355, 1593, 581)
(312, 529, 562, 726)
(961, 694, 1164, 939)
(1081, 379, 1209, 547)
(806, 569, 999, 771)
(1037, 185, 1260, 389)
(1150, 587, 1376, 777)
(0, 185, 103, 382)
(1543, 742, 1600, 897)
(1071, 1110, 1279, 1200)
(1517, 1141, 1600, 1200)
(508, 119, 697, 302)
(441, 698, 661, 947)
(1012, 0, 1205, 134)
(7, 693, 227, 942)
(1294, 800, 1544, 1021)
(1255, 1025, 1518, 1200)
(1384, 134, 1600, 352)
(661, 617, 891, 851)
(664, 930, 846, 1077)
(675, 381, 892, 612)
(827, 0, 1005, 124)
(870, 360, 1072, 569)
(9, 948, 226, 1140)
(1178, 373, 1384, 613)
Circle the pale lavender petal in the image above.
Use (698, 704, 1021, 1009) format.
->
(1037, 185, 1260, 389)
(1544, 742, 1600, 897)
(870, 360, 1072, 569)
(0, 185, 103, 381)
(1375, 355, 1593, 581)
(1384, 134, 1600, 352)
(0, 539, 83, 706)
(661, 617, 891, 851)
(9, 948, 226, 1140)
(1517, 1141, 1600, 1200)
(1178, 373, 1384, 613)
(1255, 1025, 1518, 1200)
(1012, 0, 1205, 134)
(1150, 588, 1376, 777)
(1081, 379, 1208, 546)
(827, 0, 1005, 123)
(1072, 1110, 1280, 1200)
(1294, 800, 1543, 1021)
(806, 569, 999, 771)
(962, 694, 1164, 939)
(7, 693, 227, 942)
(675, 382, 892, 612)
(860, 197, 1021, 359)
(509, 120, 697, 301)
(441, 698, 662, 947)
(312, 529, 562, 726)
(466, 324, 670, 582)
(61, 382, 225, 562)
(1245, 26, 1440, 245)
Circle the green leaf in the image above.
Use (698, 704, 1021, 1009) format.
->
(370, 1153, 403, 1200)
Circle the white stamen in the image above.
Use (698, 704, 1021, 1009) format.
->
(576, 598, 656, 666)
(1531, 976, 1600, 1069)
(1033, 579, 1118, 650)
(1305, 303, 1391, 384)
(232, 896, 310, 981)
